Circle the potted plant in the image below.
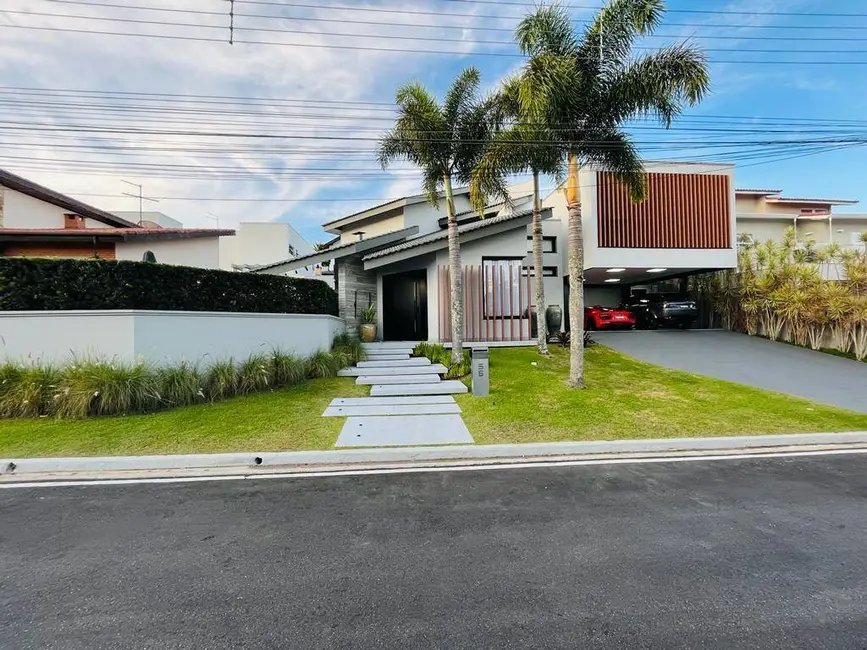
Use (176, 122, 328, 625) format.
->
(359, 303, 377, 342)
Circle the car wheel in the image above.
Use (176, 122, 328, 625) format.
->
(648, 316, 659, 331)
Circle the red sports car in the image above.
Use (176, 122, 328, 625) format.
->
(584, 305, 636, 330)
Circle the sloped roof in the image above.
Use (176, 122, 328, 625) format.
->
(364, 208, 539, 262)
(0, 228, 234, 242)
(0, 168, 139, 228)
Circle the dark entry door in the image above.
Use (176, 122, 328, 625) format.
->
(383, 270, 428, 341)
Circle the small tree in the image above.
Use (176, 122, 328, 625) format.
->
(514, 1, 709, 387)
(469, 76, 563, 355)
(379, 68, 495, 362)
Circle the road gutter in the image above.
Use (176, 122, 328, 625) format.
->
(3, 431, 867, 484)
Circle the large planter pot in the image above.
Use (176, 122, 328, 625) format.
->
(359, 324, 377, 343)
(546, 305, 563, 334)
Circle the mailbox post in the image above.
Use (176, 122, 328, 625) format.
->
(472, 346, 489, 397)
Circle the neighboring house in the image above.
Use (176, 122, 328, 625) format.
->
(257, 160, 738, 343)
(0, 169, 234, 268)
(736, 189, 867, 248)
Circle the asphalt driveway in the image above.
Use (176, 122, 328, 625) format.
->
(596, 329, 867, 412)
(3, 455, 867, 649)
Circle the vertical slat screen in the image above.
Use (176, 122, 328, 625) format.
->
(597, 171, 731, 248)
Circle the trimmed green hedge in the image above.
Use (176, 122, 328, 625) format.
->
(0, 258, 338, 315)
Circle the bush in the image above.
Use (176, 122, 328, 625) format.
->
(412, 343, 471, 379)
(332, 334, 367, 366)
(0, 341, 356, 419)
(0, 258, 338, 315)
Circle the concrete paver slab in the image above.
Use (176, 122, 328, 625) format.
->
(330, 396, 456, 406)
(323, 403, 462, 417)
(335, 414, 473, 447)
(339, 364, 447, 377)
(358, 358, 431, 368)
(371, 381, 468, 396)
(356, 374, 441, 385)
(364, 354, 410, 361)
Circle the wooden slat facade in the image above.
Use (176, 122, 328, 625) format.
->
(438, 265, 532, 343)
(597, 171, 731, 249)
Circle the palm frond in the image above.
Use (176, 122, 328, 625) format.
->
(443, 67, 482, 128)
(578, 129, 646, 201)
(576, 0, 665, 75)
(605, 44, 710, 126)
(515, 3, 578, 57)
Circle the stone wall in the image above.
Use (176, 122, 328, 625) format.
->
(0, 185, 5, 227)
(337, 256, 378, 338)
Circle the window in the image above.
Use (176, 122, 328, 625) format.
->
(526, 236, 557, 254)
(482, 258, 523, 318)
(521, 266, 558, 277)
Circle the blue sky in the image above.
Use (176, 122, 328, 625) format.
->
(0, 0, 865, 245)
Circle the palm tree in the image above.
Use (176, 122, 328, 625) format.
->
(378, 67, 494, 362)
(469, 76, 564, 354)
(859, 230, 867, 257)
(514, 1, 709, 387)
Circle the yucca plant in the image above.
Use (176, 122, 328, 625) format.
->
(205, 359, 239, 401)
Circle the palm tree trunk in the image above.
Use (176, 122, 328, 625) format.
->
(444, 174, 464, 363)
(531, 170, 549, 354)
(565, 153, 585, 388)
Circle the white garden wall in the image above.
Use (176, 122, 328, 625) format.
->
(0, 311, 345, 365)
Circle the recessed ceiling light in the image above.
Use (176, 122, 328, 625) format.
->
(606, 268, 626, 273)
(605, 278, 621, 283)
(647, 268, 667, 273)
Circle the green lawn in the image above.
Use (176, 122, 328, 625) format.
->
(456, 345, 867, 444)
(3, 346, 867, 459)
(0, 378, 367, 458)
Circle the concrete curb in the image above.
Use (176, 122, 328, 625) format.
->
(4, 432, 867, 478)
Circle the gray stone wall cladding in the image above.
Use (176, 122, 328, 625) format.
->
(0, 185, 5, 227)
(337, 256, 378, 338)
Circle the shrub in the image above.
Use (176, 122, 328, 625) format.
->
(0, 258, 338, 315)
(238, 354, 274, 394)
(204, 359, 239, 401)
(156, 362, 205, 408)
(271, 350, 306, 387)
(306, 350, 340, 379)
(56, 360, 158, 418)
(0, 363, 61, 418)
(444, 352, 472, 380)
(332, 334, 367, 365)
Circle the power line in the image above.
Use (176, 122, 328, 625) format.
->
(235, 0, 867, 19)
(8, 10, 867, 55)
(5, 23, 867, 64)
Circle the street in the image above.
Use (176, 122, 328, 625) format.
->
(3, 454, 867, 649)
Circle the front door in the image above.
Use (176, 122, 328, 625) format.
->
(383, 270, 428, 341)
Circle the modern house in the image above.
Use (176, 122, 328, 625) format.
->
(258, 160, 739, 343)
(0, 169, 234, 267)
(735, 189, 866, 248)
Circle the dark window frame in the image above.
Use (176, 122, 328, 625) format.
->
(521, 266, 558, 278)
(481, 256, 524, 319)
(526, 236, 557, 254)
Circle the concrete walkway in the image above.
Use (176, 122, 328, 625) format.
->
(328, 343, 473, 447)
(596, 330, 867, 413)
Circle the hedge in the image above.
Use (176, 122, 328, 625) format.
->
(0, 258, 338, 315)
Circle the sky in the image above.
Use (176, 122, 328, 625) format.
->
(1, 0, 866, 245)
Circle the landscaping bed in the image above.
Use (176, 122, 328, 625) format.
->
(456, 346, 867, 444)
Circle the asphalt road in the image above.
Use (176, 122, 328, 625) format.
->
(3, 455, 867, 649)
(596, 330, 867, 412)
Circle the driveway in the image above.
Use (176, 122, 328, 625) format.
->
(3, 456, 867, 648)
(596, 329, 867, 412)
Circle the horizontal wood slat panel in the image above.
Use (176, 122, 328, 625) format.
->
(597, 172, 731, 249)
(0, 242, 116, 259)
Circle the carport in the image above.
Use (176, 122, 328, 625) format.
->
(595, 330, 867, 413)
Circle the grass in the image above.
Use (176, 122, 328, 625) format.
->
(456, 345, 867, 445)
(0, 377, 367, 458)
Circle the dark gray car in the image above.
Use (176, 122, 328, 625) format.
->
(627, 293, 698, 329)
